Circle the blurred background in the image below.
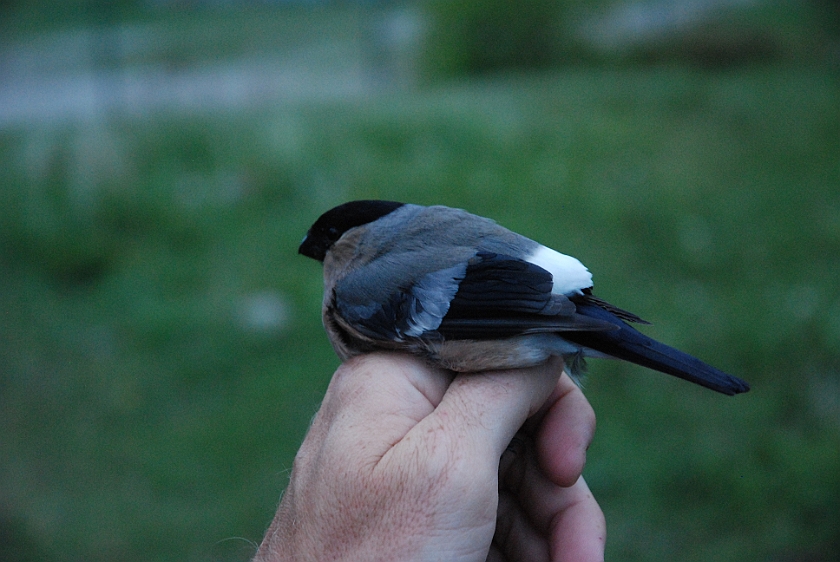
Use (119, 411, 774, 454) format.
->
(1, 0, 839, 560)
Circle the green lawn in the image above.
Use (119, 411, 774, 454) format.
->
(1, 63, 839, 561)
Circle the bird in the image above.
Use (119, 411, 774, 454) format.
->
(298, 200, 750, 396)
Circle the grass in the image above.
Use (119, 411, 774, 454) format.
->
(1, 60, 839, 561)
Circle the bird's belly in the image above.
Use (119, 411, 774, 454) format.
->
(428, 333, 585, 372)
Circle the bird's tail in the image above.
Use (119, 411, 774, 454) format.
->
(566, 303, 750, 396)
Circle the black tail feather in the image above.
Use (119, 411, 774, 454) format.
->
(566, 303, 750, 396)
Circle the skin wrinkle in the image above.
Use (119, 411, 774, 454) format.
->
(393, 408, 487, 511)
(548, 483, 590, 538)
(317, 442, 400, 557)
(494, 440, 548, 560)
(365, 426, 479, 560)
(494, 492, 550, 562)
(362, 356, 447, 457)
(548, 478, 605, 562)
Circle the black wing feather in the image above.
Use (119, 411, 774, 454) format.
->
(439, 252, 616, 339)
(445, 252, 557, 316)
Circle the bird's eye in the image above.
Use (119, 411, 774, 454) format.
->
(327, 227, 340, 240)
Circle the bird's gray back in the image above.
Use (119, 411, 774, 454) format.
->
(334, 204, 540, 324)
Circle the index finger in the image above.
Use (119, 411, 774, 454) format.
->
(428, 356, 566, 460)
(306, 352, 454, 467)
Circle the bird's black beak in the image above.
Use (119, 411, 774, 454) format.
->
(298, 233, 327, 262)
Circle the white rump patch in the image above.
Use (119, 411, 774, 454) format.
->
(526, 245, 592, 295)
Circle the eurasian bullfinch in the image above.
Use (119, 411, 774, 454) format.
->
(299, 200, 750, 395)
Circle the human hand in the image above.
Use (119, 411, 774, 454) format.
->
(254, 352, 605, 562)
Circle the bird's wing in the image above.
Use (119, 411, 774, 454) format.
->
(334, 260, 468, 342)
(438, 252, 616, 339)
(335, 251, 615, 343)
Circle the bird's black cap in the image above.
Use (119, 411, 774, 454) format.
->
(299, 200, 405, 261)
